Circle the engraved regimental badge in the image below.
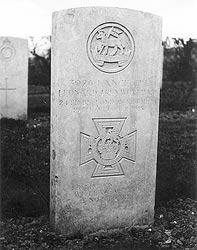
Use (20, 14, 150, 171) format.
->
(0, 39, 16, 62)
(87, 22, 135, 73)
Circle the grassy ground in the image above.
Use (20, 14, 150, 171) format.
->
(0, 199, 196, 249)
(156, 111, 196, 203)
(1, 113, 50, 217)
(28, 85, 50, 113)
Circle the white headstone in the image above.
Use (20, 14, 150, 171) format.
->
(0, 37, 28, 119)
(51, 7, 163, 236)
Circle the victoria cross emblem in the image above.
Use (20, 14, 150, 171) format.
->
(87, 22, 135, 73)
(80, 118, 137, 177)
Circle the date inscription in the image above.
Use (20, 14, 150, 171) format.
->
(56, 77, 159, 112)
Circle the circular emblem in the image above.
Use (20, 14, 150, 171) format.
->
(0, 40, 16, 62)
(97, 135, 121, 160)
(87, 22, 135, 73)
(92, 133, 126, 166)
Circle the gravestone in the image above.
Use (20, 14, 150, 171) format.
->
(51, 7, 163, 236)
(0, 37, 28, 119)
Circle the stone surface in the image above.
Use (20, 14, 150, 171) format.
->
(51, 7, 163, 236)
(0, 37, 28, 119)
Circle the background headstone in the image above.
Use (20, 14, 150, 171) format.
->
(51, 7, 163, 236)
(0, 37, 28, 119)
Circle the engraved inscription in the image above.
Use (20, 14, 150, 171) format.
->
(0, 39, 16, 62)
(58, 77, 159, 112)
(80, 118, 137, 177)
(87, 22, 135, 73)
(0, 78, 16, 108)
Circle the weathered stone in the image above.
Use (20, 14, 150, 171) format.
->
(51, 7, 163, 236)
(0, 37, 28, 119)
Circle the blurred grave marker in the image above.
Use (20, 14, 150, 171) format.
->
(0, 37, 28, 119)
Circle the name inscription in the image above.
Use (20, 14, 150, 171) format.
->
(56, 77, 159, 112)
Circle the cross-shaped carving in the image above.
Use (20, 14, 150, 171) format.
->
(80, 118, 137, 178)
(0, 78, 16, 108)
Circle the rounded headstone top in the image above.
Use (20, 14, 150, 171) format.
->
(0, 37, 28, 62)
(52, 6, 162, 19)
(52, 7, 161, 74)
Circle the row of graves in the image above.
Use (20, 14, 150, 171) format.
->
(0, 7, 163, 237)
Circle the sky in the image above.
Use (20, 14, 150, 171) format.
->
(0, 0, 196, 40)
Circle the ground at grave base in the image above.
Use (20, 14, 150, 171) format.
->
(0, 198, 196, 250)
(0, 109, 196, 250)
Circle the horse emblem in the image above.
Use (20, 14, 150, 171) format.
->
(87, 23, 135, 73)
(96, 27, 125, 56)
